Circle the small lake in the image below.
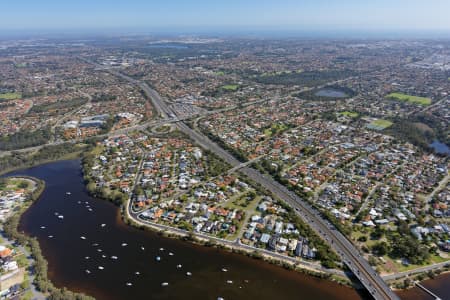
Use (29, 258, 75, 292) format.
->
(429, 140, 450, 155)
(5, 160, 363, 300)
(314, 88, 348, 98)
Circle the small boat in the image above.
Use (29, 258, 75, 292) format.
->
(168, 252, 174, 256)
(80, 236, 86, 240)
(102, 255, 106, 258)
(221, 268, 228, 272)
(98, 266, 104, 270)
(92, 243, 99, 247)
(186, 272, 192, 276)
(54, 212, 59, 216)
(48, 235, 54, 238)
(85, 256, 90, 260)
(85, 202, 89, 204)
(101, 223, 106, 227)
(88, 208, 93, 212)
(176, 264, 182, 269)
(111, 256, 118, 260)
(135, 271, 140, 275)
(159, 247, 164, 251)
(141, 246, 145, 251)
(85, 270, 91, 274)
(121, 243, 128, 247)
(161, 282, 169, 287)
(40, 226, 46, 229)
(244, 280, 249, 283)
(77, 201, 81, 204)
(97, 249, 103, 252)
(226, 280, 233, 284)
(58, 215, 64, 219)
(217, 297, 224, 300)
(155, 256, 161, 261)
(126, 282, 133, 286)
(66, 192, 71, 195)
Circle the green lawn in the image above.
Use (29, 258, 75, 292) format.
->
(221, 84, 239, 91)
(339, 111, 359, 118)
(368, 119, 393, 130)
(386, 92, 431, 106)
(0, 92, 21, 100)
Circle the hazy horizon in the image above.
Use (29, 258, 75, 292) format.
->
(1, 0, 450, 38)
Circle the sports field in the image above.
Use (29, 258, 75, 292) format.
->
(0, 92, 21, 100)
(386, 92, 431, 106)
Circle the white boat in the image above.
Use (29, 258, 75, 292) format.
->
(159, 247, 164, 251)
(85, 256, 90, 260)
(176, 264, 182, 269)
(66, 192, 71, 195)
(80, 236, 86, 240)
(92, 243, 99, 247)
(111, 256, 118, 260)
(168, 252, 174, 256)
(102, 255, 106, 258)
(40, 226, 46, 229)
(141, 246, 145, 251)
(161, 282, 169, 287)
(126, 282, 133, 286)
(101, 224, 106, 227)
(98, 266, 104, 270)
(226, 280, 233, 284)
(77, 201, 81, 204)
(121, 243, 128, 247)
(155, 256, 161, 261)
(186, 272, 192, 276)
(54, 212, 59, 216)
(221, 268, 228, 272)
(217, 297, 224, 300)
(88, 208, 93, 212)
(135, 271, 140, 275)
(85, 270, 91, 274)
(97, 249, 103, 252)
(48, 235, 54, 238)
(58, 215, 64, 219)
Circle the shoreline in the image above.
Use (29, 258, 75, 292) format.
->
(4, 158, 450, 298)
(0, 150, 83, 177)
(1, 174, 95, 300)
(122, 205, 352, 285)
(82, 182, 354, 287)
(81, 153, 450, 294)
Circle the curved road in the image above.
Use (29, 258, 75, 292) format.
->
(107, 66, 399, 300)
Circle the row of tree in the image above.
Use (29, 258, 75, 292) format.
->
(0, 127, 51, 151)
(3, 180, 94, 300)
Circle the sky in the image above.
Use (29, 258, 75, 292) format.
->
(1, 0, 450, 34)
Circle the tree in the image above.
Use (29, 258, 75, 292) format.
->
(372, 242, 389, 256)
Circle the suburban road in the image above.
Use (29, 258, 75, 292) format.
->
(108, 65, 400, 300)
(1, 59, 400, 300)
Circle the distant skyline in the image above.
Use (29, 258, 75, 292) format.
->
(2, 0, 450, 36)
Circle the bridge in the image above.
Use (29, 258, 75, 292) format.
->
(102, 63, 400, 300)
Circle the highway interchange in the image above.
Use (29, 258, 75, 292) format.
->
(4, 60, 401, 299)
(110, 66, 400, 300)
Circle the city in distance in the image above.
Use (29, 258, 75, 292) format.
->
(0, 1, 449, 300)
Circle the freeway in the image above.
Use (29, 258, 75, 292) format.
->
(0, 59, 400, 299)
(107, 67, 399, 300)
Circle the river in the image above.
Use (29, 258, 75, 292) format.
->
(6, 160, 363, 300)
